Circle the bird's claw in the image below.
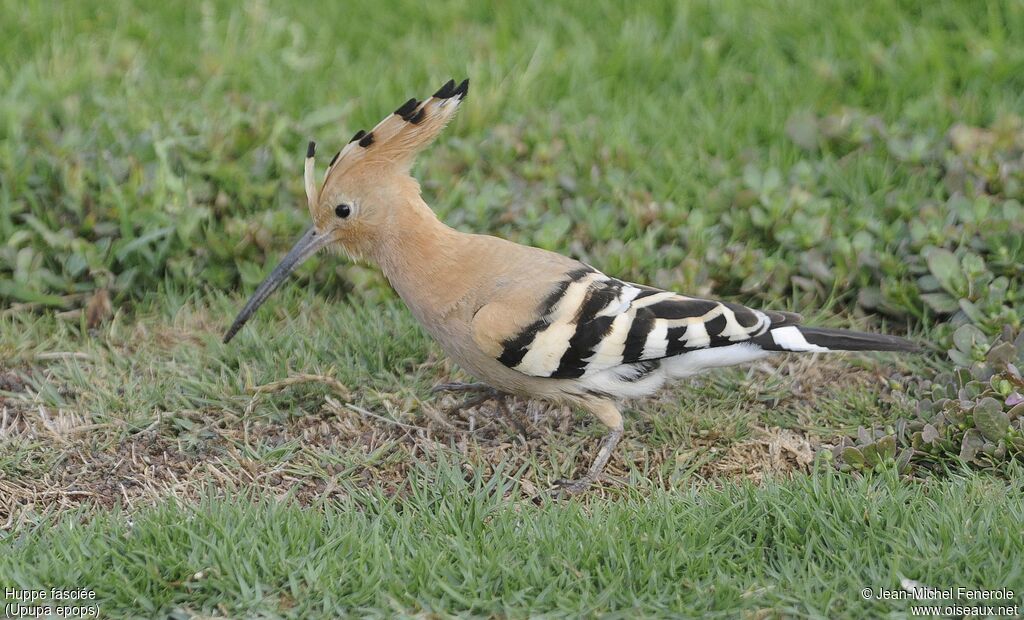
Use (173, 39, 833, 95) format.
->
(432, 382, 508, 418)
(551, 477, 593, 496)
(430, 382, 493, 394)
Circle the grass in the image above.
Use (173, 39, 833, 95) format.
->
(1, 0, 1023, 617)
(4, 464, 1023, 618)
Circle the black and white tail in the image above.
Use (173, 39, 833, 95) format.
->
(756, 325, 921, 353)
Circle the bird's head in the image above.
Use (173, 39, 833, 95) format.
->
(223, 78, 469, 343)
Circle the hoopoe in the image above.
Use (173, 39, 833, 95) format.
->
(224, 79, 920, 493)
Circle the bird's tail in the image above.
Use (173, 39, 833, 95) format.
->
(757, 325, 921, 353)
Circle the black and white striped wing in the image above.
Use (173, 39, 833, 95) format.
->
(495, 268, 801, 379)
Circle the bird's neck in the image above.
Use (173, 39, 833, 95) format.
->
(374, 197, 473, 316)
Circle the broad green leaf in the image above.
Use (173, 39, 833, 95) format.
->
(959, 429, 984, 462)
(923, 246, 966, 296)
(974, 397, 1010, 441)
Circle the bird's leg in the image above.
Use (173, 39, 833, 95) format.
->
(553, 401, 624, 495)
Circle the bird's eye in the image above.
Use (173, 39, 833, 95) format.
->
(334, 203, 351, 219)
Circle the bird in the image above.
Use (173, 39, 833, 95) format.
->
(223, 78, 920, 494)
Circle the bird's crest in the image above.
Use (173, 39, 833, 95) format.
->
(304, 78, 468, 210)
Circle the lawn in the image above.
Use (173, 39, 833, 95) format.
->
(1, 0, 1023, 617)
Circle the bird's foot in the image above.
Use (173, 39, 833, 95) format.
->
(430, 382, 494, 395)
(551, 476, 595, 496)
(431, 382, 508, 416)
(431, 382, 533, 440)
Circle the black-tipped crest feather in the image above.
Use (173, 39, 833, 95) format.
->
(394, 98, 418, 118)
(433, 79, 456, 99)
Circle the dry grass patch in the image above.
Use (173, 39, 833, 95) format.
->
(0, 333, 904, 524)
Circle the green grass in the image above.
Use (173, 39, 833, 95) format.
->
(2, 0, 1021, 327)
(3, 464, 1023, 618)
(2, 0, 1024, 617)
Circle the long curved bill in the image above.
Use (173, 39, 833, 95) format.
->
(222, 227, 332, 343)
